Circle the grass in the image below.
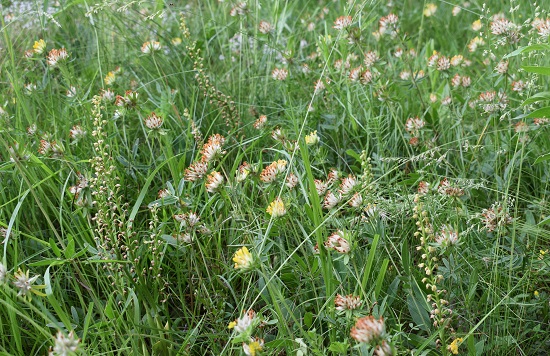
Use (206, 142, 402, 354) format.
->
(1, 0, 550, 354)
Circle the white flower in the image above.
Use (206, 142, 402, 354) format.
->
(51, 330, 80, 356)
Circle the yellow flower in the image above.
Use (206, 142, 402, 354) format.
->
(534, 290, 540, 298)
(33, 39, 46, 54)
(448, 338, 463, 355)
(305, 130, 320, 145)
(171, 37, 182, 46)
(233, 247, 254, 270)
(423, 3, 437, 17)
(104, 71, 116, 86)
(228, 321, 237, 329)
(266, 198, 286, 218)
(472, 19, 482, 31)
(243, 337, 264, 356)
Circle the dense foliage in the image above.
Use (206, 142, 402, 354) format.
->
(1, 0, 549, 354)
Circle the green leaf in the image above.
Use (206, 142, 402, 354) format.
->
(49, 238, 61, 258)
(147, 196, 179, 208)
(374, 258, 389, 298)
(401, 239, 410, 274)
(361, 234, 380, 292)
(522, 91, 550, 106)
(534, 153, 550, 164)
(64, 236, 75, 259)
(521, 65, 550, 76)
(328, 341, 349, 354)
(538, 215, 550, 226)
(28, 259, 66, 267)
(345, 149, 361, 163)
(526, 106, 550, 118)
(504, 44, 550, 58)
(304, 311, 313, 328)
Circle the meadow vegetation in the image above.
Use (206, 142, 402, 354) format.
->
(1, 0, 550, 354)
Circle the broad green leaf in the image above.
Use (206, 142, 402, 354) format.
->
(522, 65, 550, 76)
(526, 106, 550, 118)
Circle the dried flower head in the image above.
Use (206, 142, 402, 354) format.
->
(335, 294, 363, 311)
(69, 125, 86, 143)
(286, 173, 298, 190)
(144, 112, 164, 130)
(481, 202, 513, 232)
(323, 190, 341, 209)
(325, 230, 351, 254)
(230, 2, 247, 16)
(333, 16, 353, 30)
(378, 14, 399, 38)
(315, 179, 328, 196)
(405, 117, 425, 135)
(184, 161, 209, 181)
(258, 20, 274, 34)
(260, 160, 287, 183)
(435, 225, 459, 247)
(205, 171, 224, 192)
(339, 175, 358, 196)
(437, 178, 464, 197)
(13, 268, 45, 300)
(417, 181, 430, 194)
(272, 68, 288, 81)
(236, 162, 251, 182)
(46, 48, 69, 67)
(201, 134, 226, 163)
(253, 115, 267, 129)
(349, 192, 363, 208)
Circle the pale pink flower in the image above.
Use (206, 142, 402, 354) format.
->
(350, 316, 385, 343)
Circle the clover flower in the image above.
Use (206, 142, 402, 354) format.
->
(350, 315, 385, 343)
(232, 247, 254, 270)
(335, 294, 362, 311)
(205, 171, 224, 192)
(333, 16, 353, 30)
(325, 230, 350, 254)
(141, 41, 161, 54)
(50, 330, 80, 356)
(33, 39, 46, 54)
(266, 198, 286, 218)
